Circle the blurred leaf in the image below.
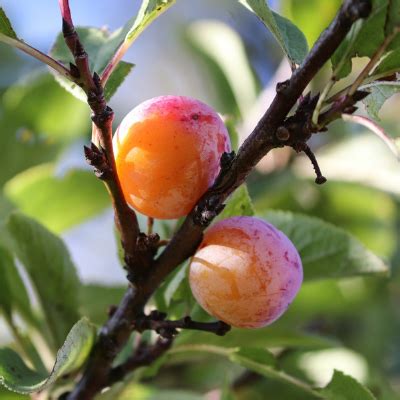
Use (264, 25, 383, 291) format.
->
(2, 72, 89, 140)
(0, 7, 17, 39)
(4, 164, 110, 233)
(186, 21, 258, 116)
(219, 184, 255, 220)
(373, 48, 400, 75)
(0, 387, 28, 399)
(97, 382, 203, 400)
(331, 0, 388, 79)
(281, 0, 342, 46)
(224, 117, 239, 150)
(385, 0, 400, 35)
(4, 213, 81, 349)
(263, 210, 389, 280)
(319, 370, 376, 400)
(238, 1, 308, 65)
(80, 284, 126, 325)
(0, 246, 36, 327)
(0, 318, 96, 394)
(170, 345, 320, 398)
(154, 262, 189, 311)
(361, 82, 400, 122)
(342, 113, 399, 158)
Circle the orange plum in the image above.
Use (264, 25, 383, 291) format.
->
(113, 95, 231, 219)
(189, 216, 303, 328)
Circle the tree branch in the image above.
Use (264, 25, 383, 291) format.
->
(133, 311, 231, 338)
(58, 0, 141, 268)
(66, 1, 371, 398)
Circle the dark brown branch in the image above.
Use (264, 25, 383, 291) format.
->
(66, 1, 371, 399)
(58, 1, 142, 268)
(133, 311, 231, 338)
(108, 336, 173, 386)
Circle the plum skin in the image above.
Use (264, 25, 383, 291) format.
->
(189, 216, 303, 328)
(113, 95, 231, 219)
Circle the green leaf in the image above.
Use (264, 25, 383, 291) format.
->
(361, 82, 400, 120)
(263, 211, 389, 281)
(319, 370, 376, 400)
(170, 345, 322, 398)
(96, 382, 204, 400)
(385, 0, 400, 35)
(0, 318, 96, 394)
(238, 1, 308, 65)
(50, 0, 175, 101)
(51, 28, 134, 101)
(104, 61, 134, 101)
(0, 7, 17, 39)
(373, 48, 400, 76)
(331, 0, 388, 78)
(4, 213, 82, 349)
(2, 72, 89, 141)
(0, 246, 36, 327)
(80, 284, 127, 326)
(186, 20, 258, 116)
(218, 184, 255, 220)
(4, 164, 110, 233)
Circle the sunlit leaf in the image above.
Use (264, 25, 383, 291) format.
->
(0, 7, 17, 39)
(238, 0, 308, 65)
(5, 164, 110, 233)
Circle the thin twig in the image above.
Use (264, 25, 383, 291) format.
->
(133, 312, 231, 338)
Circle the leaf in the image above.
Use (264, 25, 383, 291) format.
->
(186, 20, 258, 116)
(218, 184, 255, 220)
(4, 213, 81, 349)
(4, 164, 110, 234)
(51, 28, 134, 101)
(103, 61, 134, 101)
(373, 48, 400, 76)
(238, 1, 308, 65)
(0, 318, 96, 394)
(361, 82, 400, 121)
(80, 284, 126, 325)
(319, 370, 376, 400)
(0, 246, 36, 327)
(50, 0, 175, 101)
(342, 113, 400, 158)
(0, 7, 17, 39)
(2, 72, 89, 141)
(385, 0, 400, 35)
(331, 0, 388, 79)
(263, 211, 389, 281)
(170, 345, 322, 398)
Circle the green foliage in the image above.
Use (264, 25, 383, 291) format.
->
(362, 82, 400, 120)
(374, 48, 400, 75)
(80, 285, 126, 325)
(319, 370, 377, 400)
(219, 185, 255, 220)
(0, 318, 96, 394)
(0, 246, 37, 327)
(3, 213, 82, 349)
(4, 164, 110, 233)
(238, 0, 308, 65)
(264, 210, 389, 281)
(0, 7, 17, 39)
(50, 28, 134, 101)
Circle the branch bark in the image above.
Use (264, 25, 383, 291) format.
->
(66, 1, 371, 398)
